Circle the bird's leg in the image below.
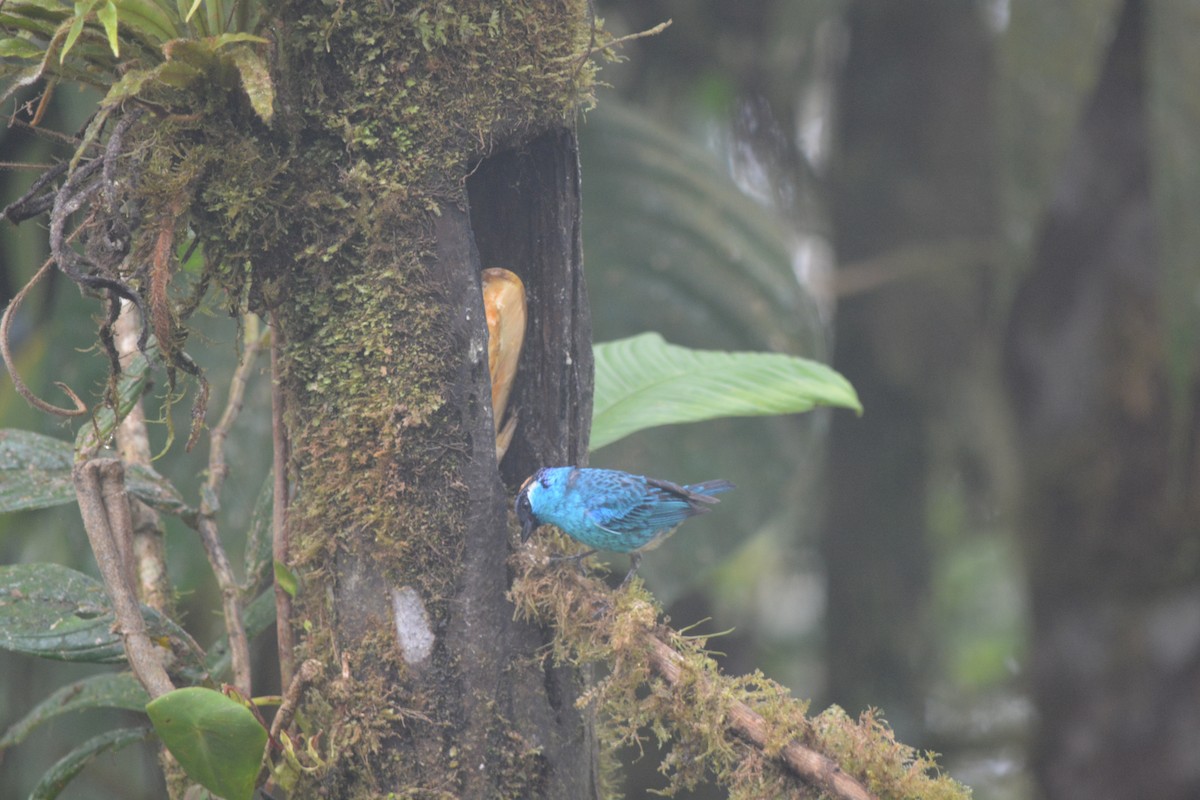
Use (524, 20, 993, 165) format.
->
(619, 552, 642, 587)
(550, 549, 597, 575)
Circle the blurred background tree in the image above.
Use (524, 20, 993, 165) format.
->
(3, 0, 1199, 798)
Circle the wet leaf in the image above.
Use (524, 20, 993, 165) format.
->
(29, 726, 151, 800)
(0, 672, 148, 753)
(0, 429, 75, 513)
(0, 429, 193, 517)
(0, 563, 195, 665)
(147, 687, 267, 800)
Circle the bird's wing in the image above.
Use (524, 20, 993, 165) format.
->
(609, 478, 718, 532)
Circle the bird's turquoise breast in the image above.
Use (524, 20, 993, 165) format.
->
(529, 468, 688, 553)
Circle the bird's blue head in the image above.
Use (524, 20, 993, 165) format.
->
(514, 468, 549, 542)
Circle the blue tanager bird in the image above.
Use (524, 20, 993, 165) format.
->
(515, 466, 735, 584)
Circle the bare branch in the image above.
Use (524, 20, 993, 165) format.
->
(587, 19, 672, 58)
(196, 317, 265, 697)
(74, 459, 175, 698)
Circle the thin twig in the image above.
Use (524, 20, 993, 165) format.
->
(74, 459, 175, 698)
(0, 257, 88, 416)
(270, 314, 295, 689)
(195, 317, 264, 697)
(7, 116, 83, 146)
(586, 19, 672, 58)
(0, 161, 57, 170)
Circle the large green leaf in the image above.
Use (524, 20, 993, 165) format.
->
(580, 102, 835, 599)
(0, 671, 148, 753)
(0, 429, 193, 516)
(0, 563, 197, 665)
(29, 726, 151, 800)
(591, 333, 860, 451)
(147, 686, 268, 800)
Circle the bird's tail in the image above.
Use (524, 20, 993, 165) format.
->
(685, 479, 736, 498)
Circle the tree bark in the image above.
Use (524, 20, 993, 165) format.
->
(826, 0, 996, 737)
(1004, 2, 1200, 798)
(266, 4, 599, 796)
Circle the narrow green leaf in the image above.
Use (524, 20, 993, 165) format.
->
(242, 471, 274, 595)
(226, 44, 273, 123)
(0, 12, 62, 38)
(0, 429, 75, 513)
(95, 0, 118, 56)
(60, 1, 96, 64)
(98, 63, 159, 107)
(183, 0, 202, 23)
(29, 726, 151, 800)
(208, 32, 268, 47)
(147, 687, 268, 800)
(111, 0, 180, 44)
(273, 560, 296, 598)
(74, 343, 153, 455)
(591, 333, 861, 451)
(1147, 2, 1200, 452)
(0, 37, 45, 58)
(1, 672, 148, 753)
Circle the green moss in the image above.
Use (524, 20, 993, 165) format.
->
(256, 2, 595, 795)
(509, 539, 973, 800)
(67, 0, 596, 793)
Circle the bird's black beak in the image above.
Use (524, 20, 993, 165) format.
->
(515, 490, 537, 542)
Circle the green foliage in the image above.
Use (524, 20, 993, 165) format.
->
(0, 563, 202, 666)
(0, 672, 149, 754)
(28, 726, 152, 800)
(509, 546, 971, 800)
(0, 0, 273, 143)
(591, 332, 860, 451)
(146, 686, 268, 800)
(0, 429, 191, 515)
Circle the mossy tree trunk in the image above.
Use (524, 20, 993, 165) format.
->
(261, 3, 598, 796)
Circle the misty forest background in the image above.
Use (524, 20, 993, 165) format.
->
(3, 1, 1199, 798)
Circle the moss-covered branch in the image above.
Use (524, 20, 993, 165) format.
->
(509, 536, 971, 800)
